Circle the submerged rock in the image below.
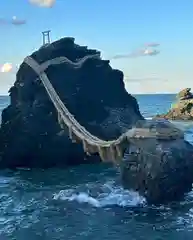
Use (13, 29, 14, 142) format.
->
(155, 88, 193, 120)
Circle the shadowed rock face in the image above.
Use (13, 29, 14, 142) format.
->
(0, 37, 143, 168)
(120, 119, 193, 204)
(155, 88, 193, 120)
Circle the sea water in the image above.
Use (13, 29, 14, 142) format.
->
(0, 94, 193, 240)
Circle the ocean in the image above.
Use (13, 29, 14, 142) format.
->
(0, 94, 193, 240)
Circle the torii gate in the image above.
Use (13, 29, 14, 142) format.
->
(42, 30, 51, 45)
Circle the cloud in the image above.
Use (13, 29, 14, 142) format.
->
(0, 16, 26, 26)
(111, 42, 160, 60)
(0, 63, 13, 73)
(29, 0, 56, 7)
(112, 54, 136, 59)
(112, 50, 145, 59)
(144, 42, 160, 47)
(11, 16, 26, 25)
(124, 77, 168, 82)
(112, 48, 160, 59)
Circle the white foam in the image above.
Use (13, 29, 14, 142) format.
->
(53, 182, 146, 208)
(54, 192, 101, 207)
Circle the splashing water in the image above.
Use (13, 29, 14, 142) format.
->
(53, 181, 146, 208)
(0, 95, 193, 239)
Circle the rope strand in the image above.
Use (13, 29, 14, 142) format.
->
(24, 56, 184, 163)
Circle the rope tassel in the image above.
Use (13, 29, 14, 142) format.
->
(82, 139, 91, 156)
(98, 146, 108, 162)
(68, 127, 79, 143)
(109, 144, 119, 164)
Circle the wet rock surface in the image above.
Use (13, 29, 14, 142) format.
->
(120, 119, 193, 204)
(155, 88, 193, 120)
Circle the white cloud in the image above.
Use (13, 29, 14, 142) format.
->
(112, 48, 160, 59)
(0, 16, 26, 26)
(144, 42, 160, 47)
(29, 0, 56, 8)
(111, 42, 160, 60)
(0, 63, 13, 73)
(11, 16, 26, 25)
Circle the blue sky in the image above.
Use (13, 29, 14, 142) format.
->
(0, 0, 193, 94)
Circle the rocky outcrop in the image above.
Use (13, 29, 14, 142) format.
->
(0, 37, 143, 168)
(177, 88, 193, 100)
(1, 37, 193, 205)
(155, 88, 193, 120)
(120, 119, 193, 204)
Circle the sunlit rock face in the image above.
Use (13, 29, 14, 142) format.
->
(155, 88, 193, 120)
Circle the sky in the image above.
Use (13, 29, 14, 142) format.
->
(0, 0, 193, 95)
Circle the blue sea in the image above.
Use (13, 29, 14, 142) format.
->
(0, 94, 193, 240)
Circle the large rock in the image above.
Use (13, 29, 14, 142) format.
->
(120, 119, 193, 204)
(155, 88, 193, 120)
(0, 37, 143, 168)
(0, 37, 193, 205)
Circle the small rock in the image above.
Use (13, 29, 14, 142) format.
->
(154, 88, 193, 120)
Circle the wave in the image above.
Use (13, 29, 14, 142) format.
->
(53, 181, 146, 208)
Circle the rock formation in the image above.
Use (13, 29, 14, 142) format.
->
(155, 88, 193, 120)
(120, 119, 193, 204)
(0, 37, 193, 204)
(0, 37, 143, 168)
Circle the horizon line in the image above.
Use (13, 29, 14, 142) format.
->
(0, 92, 178, 96)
